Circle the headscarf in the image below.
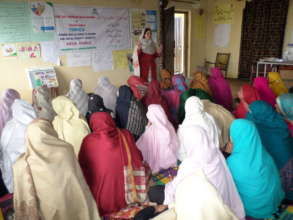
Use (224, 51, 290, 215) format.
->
(227, 119, 284, 219)
(0, 99, 36, 193)
(160, 69, 173, 89)
(79, 112, 147, 216)
(115, 86, 147, 139)
(52, 96, 90, 156)
(86, 93, 112, 122)
(190, 72, 212, 96)
(164, 126, 245, 220)
(246, 100, 293, 200)
(13, 119, 100, 220)
(177, 96, 220, 161)
(172, 74, 187, 93)
(233, 84, 260, 118)
(32, 86, 55, 121)
(94, 77, 118, 116)
(277, 93, 293, 121)
(127, 75, 148, 100)
(136, 104, 179, 173)
(268, 72, 288, 96)
(66, 79, 89, 116)
(208, 67, 233, 111)
(202, 100, 234, 148)
(253, 77, 276, 107)
(139, 28, 156, 55)
(0, 89, 20, 135)
(177, 88, 213, 124)
(161, 89, 181, 126)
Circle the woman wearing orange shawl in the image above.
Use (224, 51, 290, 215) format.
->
(233, 84, 260, 118)
(190, 72, 212, 96)
(79, 112, 148, 217)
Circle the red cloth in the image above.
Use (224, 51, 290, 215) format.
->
(234, 84, 261, 118)
(127, 76, 148, 100)
(138, 50, 158, 82)
(78, 112, 144, 216)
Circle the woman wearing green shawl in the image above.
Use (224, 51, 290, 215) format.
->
(246, 100, 293, 202)
(228, 119, 284, 219)
(177, 88, 213, 124)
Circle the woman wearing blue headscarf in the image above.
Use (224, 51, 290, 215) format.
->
(227, 119, 284, 219)
(276, 93, 293, 137)
(246, 100, 293, 202)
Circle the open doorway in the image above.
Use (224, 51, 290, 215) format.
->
(174, 12, 188, 75)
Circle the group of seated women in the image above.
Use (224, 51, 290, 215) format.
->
(0, 67, 291, 220)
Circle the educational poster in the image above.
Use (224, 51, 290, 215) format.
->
(40, 41, 60, 65)
(214, 24, 231, 47)
(27, 67, 58, 89)
(95, 8, 131, 50)
(67, 52, 92, 67)
(112, 49, 132, 70)
(213, 3, 234, 24)
(17, 43, 41, 58)
(30, 2, 55, 32)
(2, 44, 17, 57)
(195, 14, 205, 40)
(92, 49, 113, 72)
(54, 5, 98, 52)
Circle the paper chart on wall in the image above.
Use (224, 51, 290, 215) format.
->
(112, 49, 132, 70)
(214, 24, 231, 48)
(27, 67, 58, 89)
(213, 3, 234, 24)
(30, 2, 55, 33)
(40, 41, 60, 65)
(67, 52, 92, 67)
(92, 49, 113, 72)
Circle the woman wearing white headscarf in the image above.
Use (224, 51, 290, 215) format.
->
(32, 85, 55, 121)
(13, 119, 100, 220)
(0, 99, 36, 193)
(0, 89, 20, 135)
(177, 96, 220, 161)
(94, 77, 118, 116)
(52, 96, 90, 156)
(136, 104, 179, 174)
(164, 125, 245, 220)
(66, 79, 89, 117)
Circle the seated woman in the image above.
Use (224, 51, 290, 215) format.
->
(94, 76, 118, 116)
(227, 119, 284, 219)
(86, 93, 112, 122)
(66, 79, 89, 117)
(246, 100, 293, 202)
(202, 99, 234, 149)
(32, 85, 56, 121)
(79, 112, 147, 217)
(172, 74, 187, 93)
(160, 69, 173, 90)
(161, 89, 181, 127)
(177, 88, 213, 124)
(208, 67, 233, 111)
(136, 104, 179, 174)
(13, 119, 100, 220)
(0, 89, 20, 135)
(268, 72, 288, 96)
(115, 85, 147, 140)
(52, 96, 90, 156)
(233, 84, 260, 118)
(177, 97, 220, 161)
(127, 76, 148, 100)
(253, 76, 276, 107)
(0, 99, 36, 193)
(190, 71, 212, 96)
(276, 93, 293, 137)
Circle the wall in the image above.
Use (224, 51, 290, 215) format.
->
(0, 0, 159, 102)
(205, 0, 245, 78)
(283, 0, 293, 51)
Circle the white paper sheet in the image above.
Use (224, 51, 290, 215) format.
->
(91, 49, 113, 72)
(67, 52, 91, 67)
(40, 41, 60, 65)
(214, 24, 231, 48)
(30, 2, 55, 32)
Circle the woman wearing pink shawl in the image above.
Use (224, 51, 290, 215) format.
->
(136, 104, 179, 174)
(208, 68, 233, 111)
(172, 74, 187, 93)
(253, 77, 276, 107)
(0, 89, 20, 135)
(161, 89, 181, 126)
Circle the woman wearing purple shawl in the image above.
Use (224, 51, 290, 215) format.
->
(208, 68, 233, 111)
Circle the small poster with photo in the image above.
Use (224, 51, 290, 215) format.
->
(27, 67, 58, 89)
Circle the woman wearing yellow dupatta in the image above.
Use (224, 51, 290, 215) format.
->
(52, 96, 90, 156)
(189, 72, 212, 96)
(268, 72, 288, 96)
(13, 119, 100, 220)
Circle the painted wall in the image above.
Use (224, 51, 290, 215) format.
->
(0, 0, 159, 102)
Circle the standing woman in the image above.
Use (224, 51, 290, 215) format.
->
(227, 119, 284, 219)
(133, 28, 161, 82)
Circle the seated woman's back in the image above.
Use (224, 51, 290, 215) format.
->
(13, 119, 100, 220)
(227, 119, 284, 219)
(79, 112, 147, 217)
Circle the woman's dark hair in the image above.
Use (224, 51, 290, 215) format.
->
(143, 28, 152, 38)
